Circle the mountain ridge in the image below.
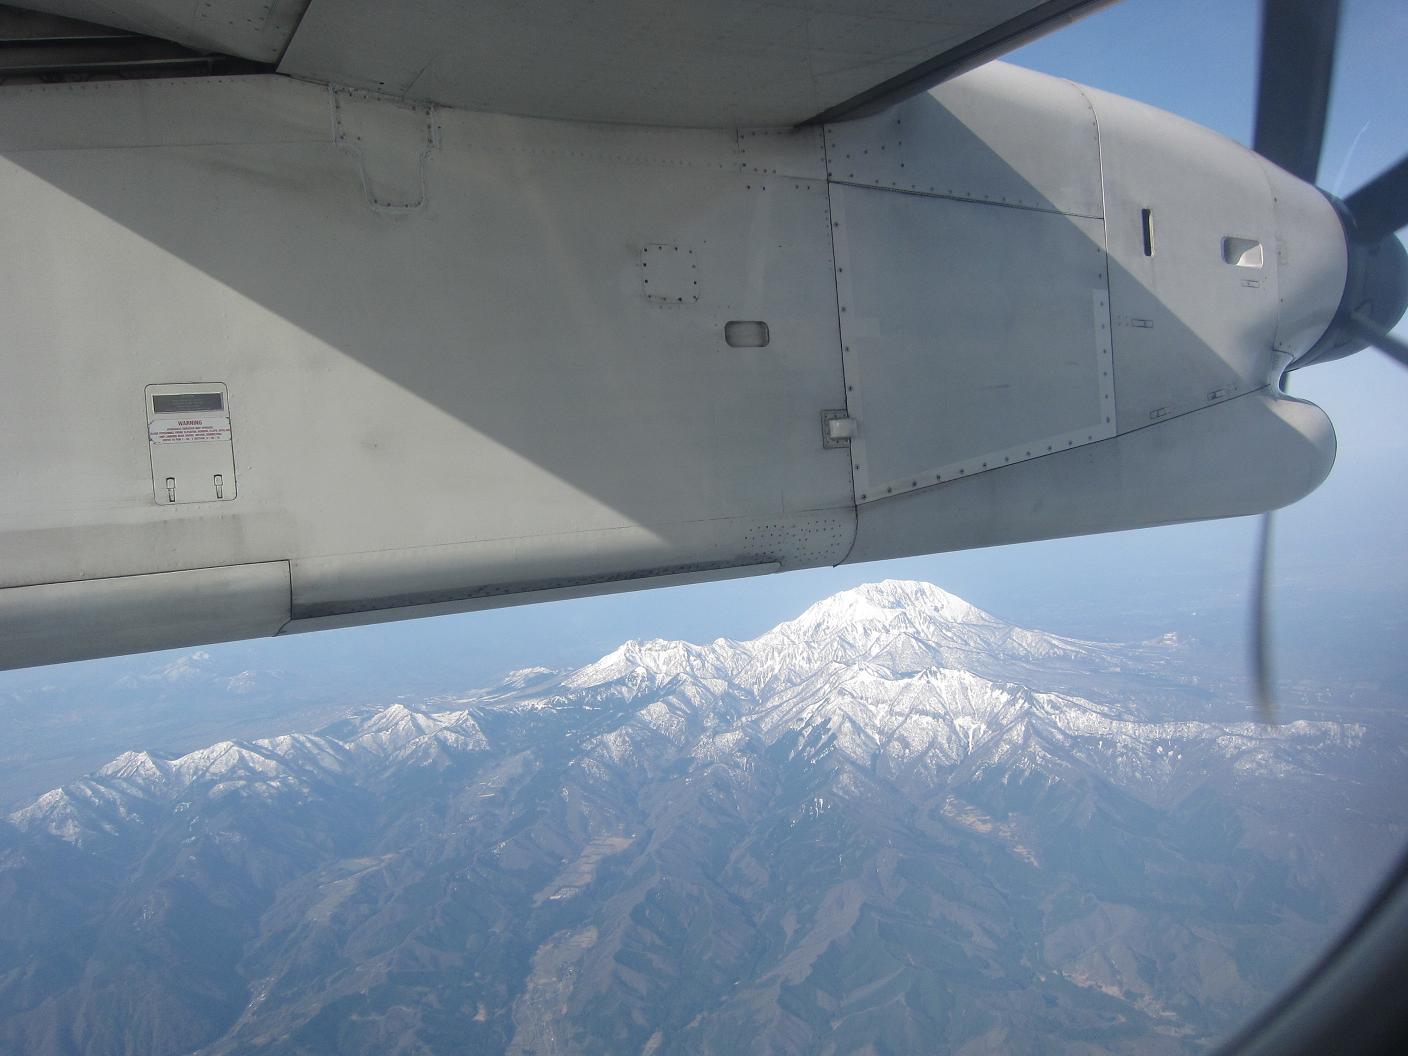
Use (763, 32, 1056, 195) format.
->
(0, 580, 1399, 1056)
(13, 580, 1366, 849)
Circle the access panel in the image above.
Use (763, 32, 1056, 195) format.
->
(832, 184, 1114, 502)
(146, 382, 237, 505)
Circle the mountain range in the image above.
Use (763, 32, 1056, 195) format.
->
(1, 580, 1402, 1055)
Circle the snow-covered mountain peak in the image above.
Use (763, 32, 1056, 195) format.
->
(562, 636, 720, 690)
(497, 666, 561, 690)
(9, 581, 1371, 867)
(112, 649, 217, 688)
(561, 581, 1099, 701)
(770, 580, 998, 640)
(97, 749, 169, 784)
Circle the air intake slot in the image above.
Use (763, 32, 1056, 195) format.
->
(724, 321, 770, 348)
(1222, 236, 1264, 268)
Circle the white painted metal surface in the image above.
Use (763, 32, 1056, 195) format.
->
(1082, 84, 1345, 429)
(5, 0, 1120, 130)
(282, 563, 783, 635)
(275, 0, 1050, 128)
(9, 0, 1106, 128)
(827, 63, 1114, 504)
(824, 63, 1104, 218)
(1259, 161, 1351, 359)
(0, 75, 855, 670)
(847, 391, 1337, 564)
(0, 563, 291, 669)
(833, 185, 1114, 503)
(0, 63, 1351, 669)
(12, 0, 309, 63)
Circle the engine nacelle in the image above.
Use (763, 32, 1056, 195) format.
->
(824, 62, 1340, 564)
(0, 64, 1344, 668)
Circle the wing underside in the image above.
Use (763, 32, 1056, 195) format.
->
(4, 0, 1112, 126)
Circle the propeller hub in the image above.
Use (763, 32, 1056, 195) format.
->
(1293, 197, 1408, 370)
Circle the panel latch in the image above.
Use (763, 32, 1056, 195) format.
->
(821, 410, 857, 448)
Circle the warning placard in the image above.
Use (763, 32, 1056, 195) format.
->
(149, 415, 232, 444)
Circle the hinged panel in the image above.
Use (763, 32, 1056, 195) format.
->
(833, 184, 1114, 503)
(333, 85, 437, 210)
(640, 243, 699, 304)
(146, 382, 237, 505)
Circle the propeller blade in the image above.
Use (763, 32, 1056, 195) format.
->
(1250, 512, 1276, 722)
(1343, 156, 1408, 242)
(1349, 311, 1408, 368)
(1253, 0, 1340, 183)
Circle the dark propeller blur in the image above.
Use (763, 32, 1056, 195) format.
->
(1250, 0, 1408, 719)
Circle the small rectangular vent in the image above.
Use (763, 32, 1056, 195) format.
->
(724, 321, 770, 348)
(1140, 208, 1154, 257)
(1222, 236, 1264, 268)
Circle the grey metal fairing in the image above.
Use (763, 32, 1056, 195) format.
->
(0, 63, 1344, 669)
(846, 392, 1335, 564)
(841, 64, 1340, 566)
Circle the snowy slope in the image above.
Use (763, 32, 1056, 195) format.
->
(13, 581, 1362, 845)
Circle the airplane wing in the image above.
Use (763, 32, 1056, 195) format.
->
(7, 0, 1113, 126)
(0, 0, 1357, 673)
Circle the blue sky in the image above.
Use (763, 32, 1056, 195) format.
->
(6, 0, 1407, 697)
